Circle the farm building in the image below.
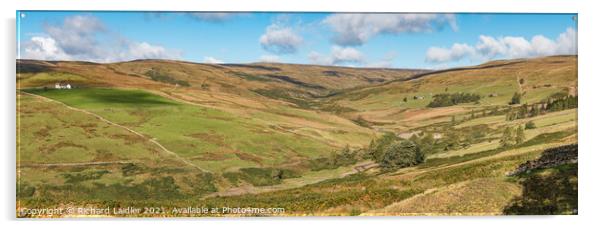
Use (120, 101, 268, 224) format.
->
(54, 83, 72, 89)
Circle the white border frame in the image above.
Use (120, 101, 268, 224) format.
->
(3, 1, 601, 228)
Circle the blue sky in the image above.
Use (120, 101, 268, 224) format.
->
(17, 11, 577, 69)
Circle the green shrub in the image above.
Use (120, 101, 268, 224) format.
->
(186, 172, 218, 196)
(525, 121, 536, 129)
(225, 168, 301, 187)
(510, 92, 522, 105)
(223, 172, 242, 185)
(141, 176, 183, 199)
(17, 183, 36, 198)
(378, 139, 424, 171)
(62, 170, 110, 183)
(121, 163, 145, 176)
(309, 146, 358, 171)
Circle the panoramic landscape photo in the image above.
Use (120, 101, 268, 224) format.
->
(16, 11, 577, 217)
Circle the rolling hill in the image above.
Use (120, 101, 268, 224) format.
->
(16, 55, 577, 216)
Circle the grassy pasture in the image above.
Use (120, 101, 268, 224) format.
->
(17, 92, 219, 202)
(24, 88, 337, 173)
(17, 92, 167, 165)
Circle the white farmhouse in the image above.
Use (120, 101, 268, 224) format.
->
(54, 82, 72, 89)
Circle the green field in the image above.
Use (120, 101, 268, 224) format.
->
(24, 88, 337, 172)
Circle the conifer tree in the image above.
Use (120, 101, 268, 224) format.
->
(515, 126, 526, 144)
(500, 127, 515, 147)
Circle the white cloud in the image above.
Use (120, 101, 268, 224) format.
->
(555, 27, 577, 54)
(499, 36, 532, 58)
(331, 46, 363, 63)
(202, 56, 224, 64)
(426, 43, 476, 63)
(22, 36, 72, 61)
(475, 35, 506, 59)
(259, 24, 303, 54)
(425, 27, 577, 63)
(323, 13, 457, 46)
(120, 42, 181, 61)
(42, 15, 106, 59)
(20, 15, 181, 62)
(188, 13, 242, 22)
(530, 35, 557, 56)
(308, 46, 364, 66)
(309, 47, 398, 68)
(258, 55, 281, 63)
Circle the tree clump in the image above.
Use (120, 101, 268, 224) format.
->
(378, 139, 424, 171)
(510, 92, 522, 105)
(427, 92, 481, 108)
(500, 125, 526, 148)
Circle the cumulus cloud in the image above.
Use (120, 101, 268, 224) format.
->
(22, 36, 72, 61)
(20, 15, 180, 62)
(258, 55, 281, 63)
(474, 35, 507, 59)
(309, 47, 398, 68)
(259, 24, 303, 54)
(555, 27, 578, 54)
(331, 46, 363, 63)
(202, 56, 224, 64)
(425, 27, 577, 63)
(308, 46, 364, 66)
(120, 42, 180, 61)
(323, 13, 457, 46)
(425, 43, 476, 63)
(40, 15, 106, 60)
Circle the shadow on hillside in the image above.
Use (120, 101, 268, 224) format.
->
(503, 163, 578, 215)
(17, 60, 54, 73)
(23, 87, 180, 108)
(81, 90, 178, 106)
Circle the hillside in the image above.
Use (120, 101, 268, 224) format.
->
(326, 55, 577, 132)
(16, 55, 577, 216)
